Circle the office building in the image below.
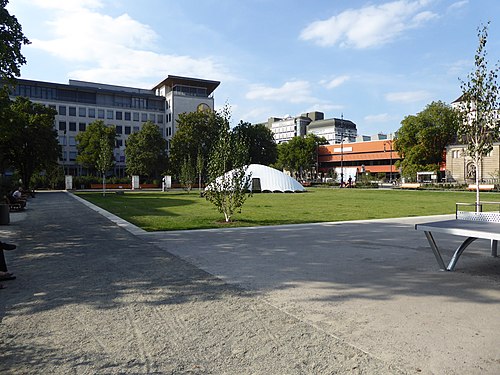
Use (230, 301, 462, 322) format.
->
(7, 75, 220, 176)
(266, 111, 357, 144)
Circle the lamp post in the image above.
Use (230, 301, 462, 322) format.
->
(340, 113, 344, 188)
(384, 140, 393, 183)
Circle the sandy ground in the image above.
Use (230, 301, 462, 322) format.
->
(1, 192, 403, 374)
(1, 191, 499, 374)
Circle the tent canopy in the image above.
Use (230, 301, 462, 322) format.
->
(207, 164, 305, 193)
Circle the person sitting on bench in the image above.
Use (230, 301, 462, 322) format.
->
(10, 188, 26, 208)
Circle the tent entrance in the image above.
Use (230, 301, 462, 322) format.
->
(252, 178, 261, 192)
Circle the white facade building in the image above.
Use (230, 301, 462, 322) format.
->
(266, 111, 357, 145)
(8, 75, 219, 176)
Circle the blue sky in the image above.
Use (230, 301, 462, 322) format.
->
(7, 0, 500, 136)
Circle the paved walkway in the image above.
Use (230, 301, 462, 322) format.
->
(1, 191, 499, 374)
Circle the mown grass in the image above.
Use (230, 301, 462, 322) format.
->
(76, 188, 500, 231)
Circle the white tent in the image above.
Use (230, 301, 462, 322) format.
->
(207, 164, 305, 193)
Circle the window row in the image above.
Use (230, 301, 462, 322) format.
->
(59, 122, 169, 140)
(57, 105, 167, 124)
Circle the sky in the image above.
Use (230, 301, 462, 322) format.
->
(6, 0, 500, 136)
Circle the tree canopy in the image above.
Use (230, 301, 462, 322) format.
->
(394, 101, 460, 179)
(232, 121, 277, 166)
(169, 110, 224, 180)
(274, 134, 327, 179)
(0, 0, 30, 83)
(0, 96, 60, 188)
(458, 22, 500, 205)
(76, 120, 116, 174)
(125, 121, 167, 178)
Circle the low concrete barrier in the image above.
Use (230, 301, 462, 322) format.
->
(400, 183, 421, 189)
(467, 184, 495, 191)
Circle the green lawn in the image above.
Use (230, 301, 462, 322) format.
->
(75, 188, 500, 231)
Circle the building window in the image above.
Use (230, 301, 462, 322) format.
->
(116, 139, 123, 148)
(79, 107, 86, 117)
(116, 125, 122, 134)
(58, 136, 66, 145)
(141, 113, 147, 122)
(133, 112, 139, 121)
(69, 137, 76, 146)
(69, 122, 77, 131)
(49, 104, 56, 110)
(157, 114, 164, 124)
(58, 105, 66, 116)
(107, 110, 113, 119)
(116, 111, 122, 120)
(69, 151, 77, 161)
(133, 126, 140, 133)
(88, 108, 95, 118)
(59, 121, 66, 131)
(124, 112, 131, 121)
(69, 106, 76, 116)
(98, 109, 105, 119)
(124, 126, 131, 135)
(149, 113, 155, 122)
(79, 123, 86, 131)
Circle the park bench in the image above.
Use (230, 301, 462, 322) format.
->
(4, 195, 25, 211)
(415, 202, 500, 271)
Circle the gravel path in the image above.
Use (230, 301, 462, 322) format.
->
(0, 192, 404, 374)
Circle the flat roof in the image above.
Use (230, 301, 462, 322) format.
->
(11, 78, 162, 99)
(153, 75, 220, 95)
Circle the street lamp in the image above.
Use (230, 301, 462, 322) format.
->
(340, 113, 344, 188)
(383, 140, 393, 183)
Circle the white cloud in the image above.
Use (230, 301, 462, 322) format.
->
(246, 80, 316, 104)
(26, 0, 227, 87)
(321, 75, 350, 89)
(364, 113, 393, 123)
(448, 1, 468, 11)
(239, 106, 274, 124)
(299, 0, 438, 48)
(29, 0, 103, 11)
(385, 90, 431, 103)
(305, 103, 344, 113)
(445, 59, 471, 76)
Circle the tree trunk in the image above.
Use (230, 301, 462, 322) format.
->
(102, 173, 106, 197)
(475, 153, 480, 212)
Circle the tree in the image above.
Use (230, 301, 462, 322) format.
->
(76, 120, 116, 175)
(125, 121, 167, 179)
(394, 101, 460, 180)
(0, 97, 60, 189)
(204, 106, 251, 222)
(458, 22, 500, 208)
(96, 135, 114, 196)
(179, 156, 195, 193)
(232, 121, 277, 165)
(275, 134, 327, 179)
(0, 0, 30, 83)
(169, 110, 224, 182)
(196, 150, 203, 192)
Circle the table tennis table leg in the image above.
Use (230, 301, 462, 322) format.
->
(447, 237, 477, 271)
(424, 231, 446, 271)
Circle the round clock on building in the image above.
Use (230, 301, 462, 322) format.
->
(197, 103, 211, 112)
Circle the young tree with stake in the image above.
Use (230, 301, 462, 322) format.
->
(458, 22, 500, 210)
